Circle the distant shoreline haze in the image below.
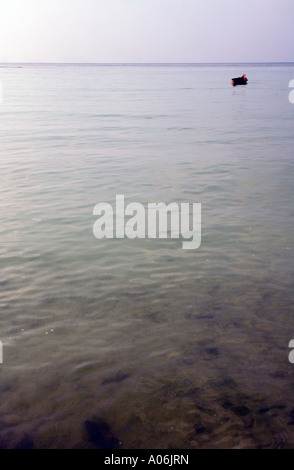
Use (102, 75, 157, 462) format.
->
(1, 62, 294, 67)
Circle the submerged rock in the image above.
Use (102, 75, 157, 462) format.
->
(85, 420, 121, 449)
(259, 407, 271, 415)
(221, 400, 250, 416)
(102, 373, 130, 386)
(194, 424, 207, 435)
(259, 405, 286, 415)
(222, 401, 234, 410)
(287, 408, 294, 426)
(205, 348, 219, 357)
(231, 406, 251, 417)
(197, 405, 215, 416)
(14, 437, 34, 449)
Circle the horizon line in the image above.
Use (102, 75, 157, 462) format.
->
(0, 61, 294, 65)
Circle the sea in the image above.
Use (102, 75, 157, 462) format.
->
(0, 63, 294, 449)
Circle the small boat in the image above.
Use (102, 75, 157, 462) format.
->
(232, 74, 248, 86)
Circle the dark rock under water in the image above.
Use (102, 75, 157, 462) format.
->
(14, 437, 34, 450)
(259, 405, 286, 415)
(194, 424, 207, 435)
(231, 406, 251, 417)
(102, 373, 130, 386)
(205, 348, 219, 357)
(85, 420, 121, 449)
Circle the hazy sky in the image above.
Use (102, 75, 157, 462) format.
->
(0, 0, 293, 63)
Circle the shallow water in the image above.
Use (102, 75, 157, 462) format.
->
(0, 63, 294, 448)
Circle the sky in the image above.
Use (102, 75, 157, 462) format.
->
(0, 0, 293, 63)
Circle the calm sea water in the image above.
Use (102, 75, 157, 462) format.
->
(0, 63, 294, 449)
